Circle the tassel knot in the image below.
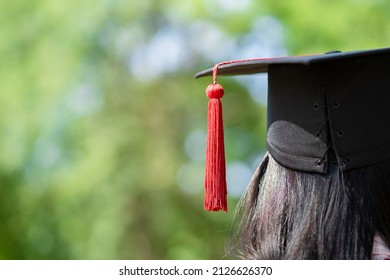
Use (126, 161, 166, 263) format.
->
(206, 84, 224, 99)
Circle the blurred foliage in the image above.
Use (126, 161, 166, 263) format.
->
(0, 0, 389, 259)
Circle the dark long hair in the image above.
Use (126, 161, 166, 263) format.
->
(228, 152, 390, 259)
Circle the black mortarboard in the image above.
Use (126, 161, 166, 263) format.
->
(196, 47, 390, 211)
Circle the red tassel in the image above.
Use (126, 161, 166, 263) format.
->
(204, 83, 227, 212)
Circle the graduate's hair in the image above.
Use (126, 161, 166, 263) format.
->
(228, 152, 390, 259)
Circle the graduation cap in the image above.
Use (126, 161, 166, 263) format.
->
(195, 46, 390, 212)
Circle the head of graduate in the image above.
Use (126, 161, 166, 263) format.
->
(195, 47, 390, 260)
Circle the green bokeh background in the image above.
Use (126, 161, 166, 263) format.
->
(0, 0, 389, 259)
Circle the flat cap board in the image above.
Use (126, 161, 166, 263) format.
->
(194, 47, 390, 78)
